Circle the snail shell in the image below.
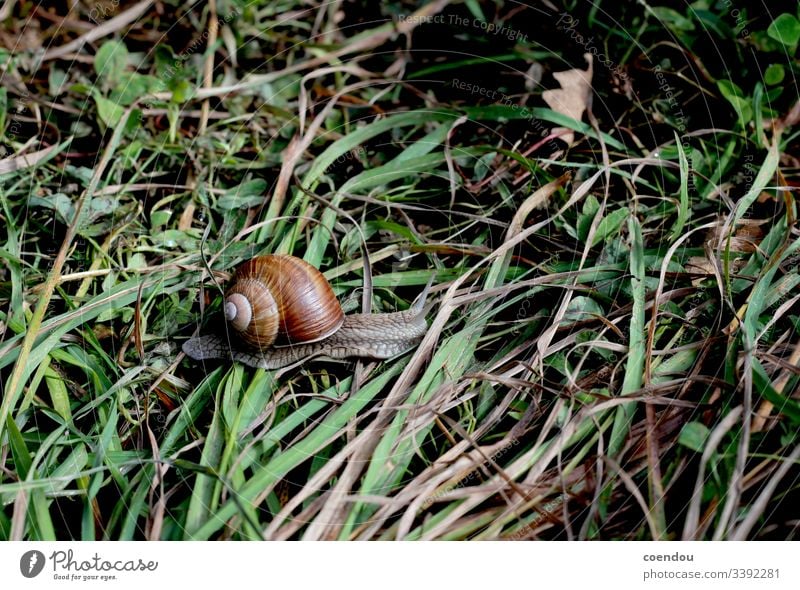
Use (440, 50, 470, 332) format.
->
(223, 255, 345, 349)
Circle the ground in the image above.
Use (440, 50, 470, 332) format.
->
(0, 0, 798, 540)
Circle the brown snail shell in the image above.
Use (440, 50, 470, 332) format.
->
(223, 255, 345, 350)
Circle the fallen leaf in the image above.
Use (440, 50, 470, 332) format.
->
(686, 256, 716, 287)
(705, 219, 764, 253)
(687, 253, 749, 289)
(542, 53, 594, 147)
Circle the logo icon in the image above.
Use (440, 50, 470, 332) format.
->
(20, 550, 46, 578)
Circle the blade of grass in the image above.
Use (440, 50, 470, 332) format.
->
(669, 132, 690, 241)
(609, 215, 646, 455)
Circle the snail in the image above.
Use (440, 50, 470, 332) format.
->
(182, 254, 430, 369)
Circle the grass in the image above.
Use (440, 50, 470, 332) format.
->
(0, 0, 799, 540)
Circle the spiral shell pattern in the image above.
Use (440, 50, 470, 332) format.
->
(223, 255, 345, 350)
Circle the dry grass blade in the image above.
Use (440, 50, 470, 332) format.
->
(0, 140, 68, 175)
(730, 443, 800, 540)
(41, 0, 154, 61)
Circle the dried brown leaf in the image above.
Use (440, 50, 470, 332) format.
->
(542, 53, 594, 147)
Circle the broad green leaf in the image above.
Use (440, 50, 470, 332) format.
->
(217, 179, 269, 210)
(94, 95, 126, 127)
(48, 68, 69, 97)
(767, 13, 800, 47)
(717, 80, 752, 128)
(94, 40, 129, 85)
(562, 296, 604, 324)
(651, 6, 695, 31)
(678, 422, 711, 453)
(110, 72, 165, 106)
(765, 64, 785, 85)
(591, 207, 629, 247)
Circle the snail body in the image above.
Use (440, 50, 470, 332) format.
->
(182, 255, 429, 369)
